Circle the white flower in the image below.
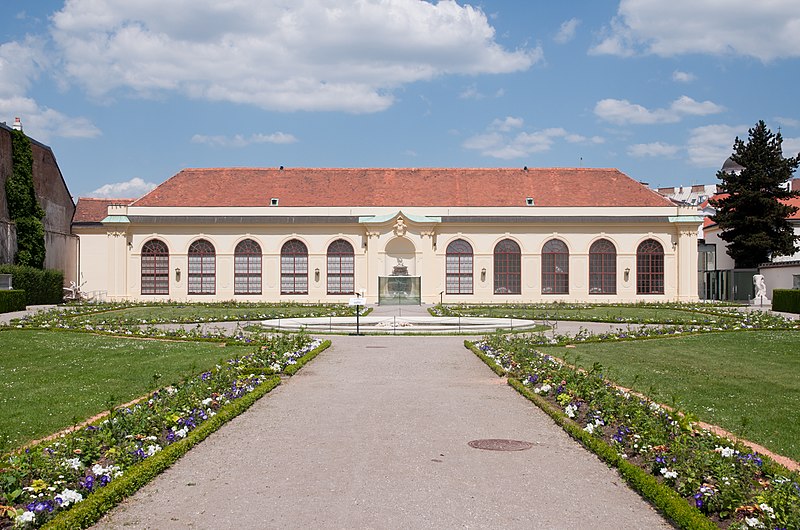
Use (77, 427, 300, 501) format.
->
(201, 398, 213, 406)
(63, 457, 83, 470)
(583, 423, 595, 434)
(714, 446, 736, 458)
(745, 516, 764, 528)
(145, 444, 161, 457)
(175, 427, 189, 439)
(16, 511, 35, 524)
(660, 468, 678, 480)
(564, 404, 577, 418)
(56, 488, 84, 507)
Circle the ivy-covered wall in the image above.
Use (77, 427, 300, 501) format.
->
(5, 129, 46, 268)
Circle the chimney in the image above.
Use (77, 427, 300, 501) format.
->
(12, 117, 22, 131)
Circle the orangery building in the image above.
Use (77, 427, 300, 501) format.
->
(71, 167, 702, 304)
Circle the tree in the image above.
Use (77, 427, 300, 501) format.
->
(5, 129, 46, 268)
(711, 120, 800, 268)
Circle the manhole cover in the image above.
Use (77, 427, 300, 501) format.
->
(468, 439, 533, 451)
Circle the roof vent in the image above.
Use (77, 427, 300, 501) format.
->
(279, 165, 284, 170)
(270, 197, 279, 206)
(523, 166, 528, 171)
(526, 197, 535, 206)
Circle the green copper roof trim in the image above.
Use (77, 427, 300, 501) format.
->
(668, 216, 704, 223)
(101, 215, 130, 224)
(358, 211, 441, 224)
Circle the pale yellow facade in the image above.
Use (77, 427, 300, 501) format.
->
(73, 202, 701, 304)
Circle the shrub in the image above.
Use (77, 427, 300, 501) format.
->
(772, 288, 800, 314)
(0, 265, 63, 305)
(0, 290, 26, 313)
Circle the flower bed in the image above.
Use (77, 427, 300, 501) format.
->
(468, 336, 800, 529)
(0, 335, 328, 529)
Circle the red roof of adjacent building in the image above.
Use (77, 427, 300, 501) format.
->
(131, 167, 673, 208)
(73, 198, 134, 223)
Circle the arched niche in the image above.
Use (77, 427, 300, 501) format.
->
(384, 237, 416, 276)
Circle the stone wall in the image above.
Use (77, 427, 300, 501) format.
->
(0, 123, 77, 283)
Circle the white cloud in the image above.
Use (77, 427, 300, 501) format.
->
(489, 116, 524, 132)
(50, 0, 540, 113)
(89, 177, 158, 198)
(687, 124, 745, 167)
(555, 18, 580, 44)
(463, 118, 602, 159)
(628, 142, 680, 157)
(0, 96, 101, 141)
(782, 137, 800, 156)
(0, 37, 100, 141)
(590, 0, 800, 61)
(775, 116, 800, 128)
(594, 95, 724, 125)
(191, 132, 297, 148)
(672, 70, 695, 83)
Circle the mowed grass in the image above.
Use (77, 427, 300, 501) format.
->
(70, 304, 348, 324)
(537, 330, 800, 461)
(450, 305, 731, 323)
(0, 330, 251, 451)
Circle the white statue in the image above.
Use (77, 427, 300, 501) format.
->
(752, 274, 770, 305)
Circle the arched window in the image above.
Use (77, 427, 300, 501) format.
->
(494, 239, 521, 295)
(141, 239, 169, 295)
(188, 239, 216, 295)
(637, 239, 664, 294)
(327, 239, 355, 294)
(281, 239, 308, 294)
(234, 239, 262, 295)
(446, 239, 473, 294)
(589, 239, 617, 294)
(542, 239, 569, 294)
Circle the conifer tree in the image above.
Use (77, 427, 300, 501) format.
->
(711, 120, 800, 268)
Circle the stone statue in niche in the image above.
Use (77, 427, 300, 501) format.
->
(391, 257, 409, 276)
(752, 274, 770, 305)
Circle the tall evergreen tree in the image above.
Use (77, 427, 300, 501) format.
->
(711, 120, 800, 268)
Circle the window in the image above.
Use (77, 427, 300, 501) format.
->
(446, 239, 473, 294)
(188, 239, 216, 295)
(234, 239, 262, 295)
(589, 239, 616, 294)
(542, 239, 569, 294)
(494, 239, 521, 294)
(281, 239, 308, 294)
(637, 239, 664, 294)
(141, 239, 169, 295)
(327, 239, 355, 294)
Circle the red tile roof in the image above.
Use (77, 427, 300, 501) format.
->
(73, 198, 134, 223)
(131, 167, 673, 208)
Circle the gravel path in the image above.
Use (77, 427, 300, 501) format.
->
(94, 336, 670, 529)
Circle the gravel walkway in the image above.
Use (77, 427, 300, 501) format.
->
(94, 335, 670, 529)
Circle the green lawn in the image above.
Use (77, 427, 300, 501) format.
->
(536, 330, 800, 461)
(0, 330, 251, 451)
(66, 303, 351, 325)
(444, 305, 736, 324)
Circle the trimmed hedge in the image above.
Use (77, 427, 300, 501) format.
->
(283, 340, 331, 376)
(464, 340, 716, 529)
(0, 289, 26, 313)
(773, 289, 800, 314)
(0, 265, 63, 305)
(507, 378, 717, 530)
(42, 376, 282, 530)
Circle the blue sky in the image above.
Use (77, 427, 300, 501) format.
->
(1, 0, 799, 199)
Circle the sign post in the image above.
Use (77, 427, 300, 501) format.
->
(349, 297, 366, 335)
